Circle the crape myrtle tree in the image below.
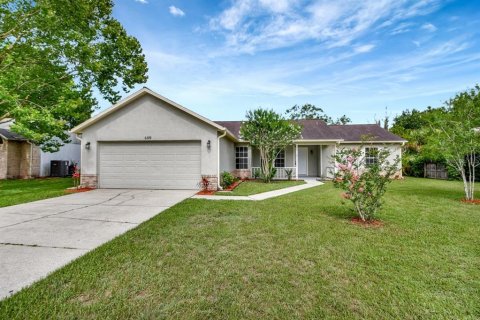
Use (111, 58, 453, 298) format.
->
(429, 85, 480, 200)
(240, 109, 302, 183)
(0, 0, 148, 151)
(333, 145, 400, 222)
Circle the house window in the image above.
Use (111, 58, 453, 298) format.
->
(365, 147, 378, 166)
(275, 149, 285, 168)
(235, 146, 248, 169)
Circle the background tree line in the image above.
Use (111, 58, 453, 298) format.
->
(391, 85, 480, 200)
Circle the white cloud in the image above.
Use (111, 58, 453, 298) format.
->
(354, 44, 375, 53)
(135, 0, 148, 4)
(421, 23, 437, 32)
(169, 5, 185, 17)
(208, 0, 444, 54)
(390, 22, 413, 35)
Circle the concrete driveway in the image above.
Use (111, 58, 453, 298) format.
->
(0, 189, 195, 299)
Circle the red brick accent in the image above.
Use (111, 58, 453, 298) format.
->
(200, 175, 218, 191)
(233, 169, 251, 179)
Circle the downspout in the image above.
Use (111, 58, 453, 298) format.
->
(217, 130, 227, 190)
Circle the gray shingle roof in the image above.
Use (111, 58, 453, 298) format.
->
(0, 128, 28, 141)
(329, 124, 406, 142)
(214, 120, 406, 142)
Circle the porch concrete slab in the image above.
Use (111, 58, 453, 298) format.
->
(0, 188, 195, 299)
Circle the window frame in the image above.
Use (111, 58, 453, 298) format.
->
(235, 146, 248, 169)
(274, 149, 286, 168)
(365, 147, 379, 166)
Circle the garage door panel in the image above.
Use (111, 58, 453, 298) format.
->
(98, 142, 201, 189)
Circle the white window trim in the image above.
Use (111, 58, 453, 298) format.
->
(235, 146, 249, 170)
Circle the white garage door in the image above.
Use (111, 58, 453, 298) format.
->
(98, 141, 201, 189)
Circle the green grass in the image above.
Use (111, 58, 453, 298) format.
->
(215, 179, 305, 196)
(1, 178, 479, 319)
(0, 178, 73, 207)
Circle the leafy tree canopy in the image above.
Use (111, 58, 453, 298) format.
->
(285, 103, 351, 125)
(240, 109, 302, 183)
(0, 0, 148, 151)
(390, 107, 447, 176)
(428, 85, 480, 200)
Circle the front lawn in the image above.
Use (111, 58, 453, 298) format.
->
(216, 179, 305, 196)
(0, 178, 73, 207)
(1, 178, 479, 319)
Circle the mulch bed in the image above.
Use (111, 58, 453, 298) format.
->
(196, 190, 216, 195)
(350, 217, 384, 228)
(197, 179, 244, 195)
(65, 187, 95, 194)
(461, 199, 480, 205)
(222, 179, 243, 191)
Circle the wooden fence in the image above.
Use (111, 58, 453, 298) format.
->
(424, 163, 448, 179)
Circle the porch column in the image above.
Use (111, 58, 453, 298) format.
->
(295, 144, 298, 179)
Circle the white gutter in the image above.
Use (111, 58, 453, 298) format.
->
(217, 130, 227, 190)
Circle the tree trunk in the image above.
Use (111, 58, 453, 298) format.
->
(460, 167, 471, 201)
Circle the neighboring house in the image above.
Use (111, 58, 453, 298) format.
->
(0, 120, 81, 179)
(72, 88, 406, 190)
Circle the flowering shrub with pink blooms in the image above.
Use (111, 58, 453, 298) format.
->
(332, 146, 400, 221)
(72, 164, 80, 189)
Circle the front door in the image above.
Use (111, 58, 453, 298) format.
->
(298, 147, 308, 176)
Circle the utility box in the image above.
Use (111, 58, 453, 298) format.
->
(50, 160, 70, 177)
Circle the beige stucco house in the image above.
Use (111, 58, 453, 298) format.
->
(71, 87, 406, 190)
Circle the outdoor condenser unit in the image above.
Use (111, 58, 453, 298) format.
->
(50, 160, 70, 177)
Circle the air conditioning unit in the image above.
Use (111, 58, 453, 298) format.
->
(50, 160, 70, 177)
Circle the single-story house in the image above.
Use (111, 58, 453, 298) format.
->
(71, 87, 406, 190)
(0, 119, 81, 179)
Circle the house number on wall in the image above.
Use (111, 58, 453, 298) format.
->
(144, 136, 152, 140)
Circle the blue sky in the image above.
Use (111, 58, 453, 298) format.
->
(108, 0, 480, 123)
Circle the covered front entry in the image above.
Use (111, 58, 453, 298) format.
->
(294, 144, 336, 179)
(98, 141, 201, 189)
(250, 144, 336, 180)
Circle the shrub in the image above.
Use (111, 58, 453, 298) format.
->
(221, 171, 235, 189)
(198, 176, 212, 191)
(252, 168, 260, 179)
(260, 167, 276, 183)
(332, 146, 400, 221)
(285, 168, 293, 180)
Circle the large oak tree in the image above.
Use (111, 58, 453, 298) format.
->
(0, 0, 148, 151)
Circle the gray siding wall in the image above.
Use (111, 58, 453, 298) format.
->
(251, 145, 295, 168)
(80, 95, 219, 178)
(40, 133, 81, 177)
(339, 143, 402, 172)
(219, 138, 235, 172)
(321, 145, 336, 178)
